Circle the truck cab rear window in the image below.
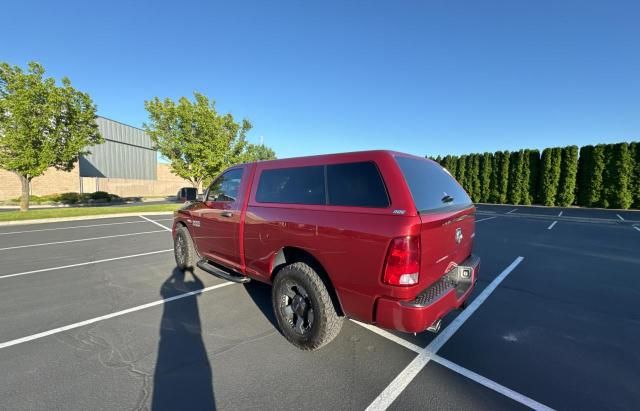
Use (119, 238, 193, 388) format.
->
(395, 156, 472, 213)
(256, 166, 325, 205)
(256, 162, 389, 207)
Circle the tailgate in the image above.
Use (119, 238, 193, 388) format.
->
(418, 207, 475, 286)
(393, 155, 476, 288)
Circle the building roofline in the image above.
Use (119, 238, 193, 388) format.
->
(97, 115, 146, 133)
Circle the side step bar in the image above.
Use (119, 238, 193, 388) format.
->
(196, 260, 251, 283)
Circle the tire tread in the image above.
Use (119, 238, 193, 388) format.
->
(273, 262, 343, 350)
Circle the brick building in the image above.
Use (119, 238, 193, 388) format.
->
(0, 117, 190, 201)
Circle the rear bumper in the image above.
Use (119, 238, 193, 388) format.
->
(375, 254, 480, 333)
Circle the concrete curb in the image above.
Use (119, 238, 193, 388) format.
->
(0, 212, 174, 227)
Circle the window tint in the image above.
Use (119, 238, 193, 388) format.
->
(206, 168, 243, 202)
(395, 156, 472, 213)
(256, 166, 325, 205)
(327, 162, 389, 207)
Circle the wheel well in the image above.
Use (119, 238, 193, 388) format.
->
(271, 247, 344, 316)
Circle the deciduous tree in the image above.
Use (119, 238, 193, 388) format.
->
(0, 61, 102, 211)
(241, 143, 277, 162)
(144, 93, 275, 190)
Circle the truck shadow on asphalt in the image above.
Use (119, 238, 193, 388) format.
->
(152, 268, 216, 411)
(242, 281, 281, 333)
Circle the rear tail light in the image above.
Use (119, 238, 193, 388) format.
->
(383, 235, 421, 286)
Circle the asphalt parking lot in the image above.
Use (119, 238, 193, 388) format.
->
(1, 205, 639, 410)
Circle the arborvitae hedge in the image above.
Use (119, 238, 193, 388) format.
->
(479, 152, 492, 203)
(427, 140, 638, 209)
(445, 155, 457, 179)
(631, 142, 640, 208)
(578, 144, 606, 207)
(540, 148, 561, 206)
(464, 155, 475, 201)
(471, 155, 481, 202)
(603, 143, 633, 209)
(528, 149, 540, 203)
(497, 151, 510, 204)
(556, 146, 579, 206)
(520, 150, 531, 205)
(576, 145, 594, 206)
(508, 150, 525, 204)
(489, 152, 500, 203)
(456, 155, 467, 189)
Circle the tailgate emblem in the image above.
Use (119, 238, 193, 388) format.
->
(455, 228, 463, 244)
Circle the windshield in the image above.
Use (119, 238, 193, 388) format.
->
(395, 156, 473, 213)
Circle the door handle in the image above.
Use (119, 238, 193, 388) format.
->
(220, 211, 233, 218)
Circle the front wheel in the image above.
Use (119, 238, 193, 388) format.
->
(272, 262, 343, 350)
(174, 225, 197, 270)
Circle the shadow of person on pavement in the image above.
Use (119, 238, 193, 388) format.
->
(152, 267, 215, 410)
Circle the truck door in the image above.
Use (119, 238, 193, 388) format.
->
(192, 167, 245, 272)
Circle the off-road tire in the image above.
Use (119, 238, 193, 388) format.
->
(272, 262, 343, 350)
(174, 225, 197, 270)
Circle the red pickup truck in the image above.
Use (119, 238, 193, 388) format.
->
(172, 150, 479, 350)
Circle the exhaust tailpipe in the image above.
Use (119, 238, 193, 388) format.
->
(427, 319, 442, 333)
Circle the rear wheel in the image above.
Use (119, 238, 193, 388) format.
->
(272, 262, 343, 350)
(174, 225, 197, 270)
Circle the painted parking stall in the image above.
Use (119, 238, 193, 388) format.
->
(0, 206, 639, 410)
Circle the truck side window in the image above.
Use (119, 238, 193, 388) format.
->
(206, 168, 243, 202)
(327, 162, 389, 207)
(256, 166, 325, 205)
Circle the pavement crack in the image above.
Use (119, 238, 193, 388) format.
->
(86, 331, 152, 411)
(207, 329, 278, 357)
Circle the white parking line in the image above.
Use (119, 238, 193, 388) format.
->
(366, 257, 524, 411)
(0, 281, 233, 350)
(0, 249, 172, 280)
(0, 219, 173, 236)
(507, 209, 518, 214)
(0, 230, 167, 252)
(351, 320, 423, 353)
(350, 322, 555, 411)
(475, 216, 497, 223)
(547, 221, 558, 230)
(616, 214, 625, 221)
(431, 355, 554, 411)
(558, 211, 563, 217)
(140, 215, 172, 232)
(634, 226, 640, 232)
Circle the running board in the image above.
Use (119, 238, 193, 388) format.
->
(196, 260, 251, 283)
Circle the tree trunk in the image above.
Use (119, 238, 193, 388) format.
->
(193, 179, 203, 192)
(18, 174, 30, 212)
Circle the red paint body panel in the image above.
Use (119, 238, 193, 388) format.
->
(173, 150, 479, 332)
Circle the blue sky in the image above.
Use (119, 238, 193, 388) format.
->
(2, 0, 639, 159)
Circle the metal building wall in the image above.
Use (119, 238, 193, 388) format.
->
(79, 117, 157, 180)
